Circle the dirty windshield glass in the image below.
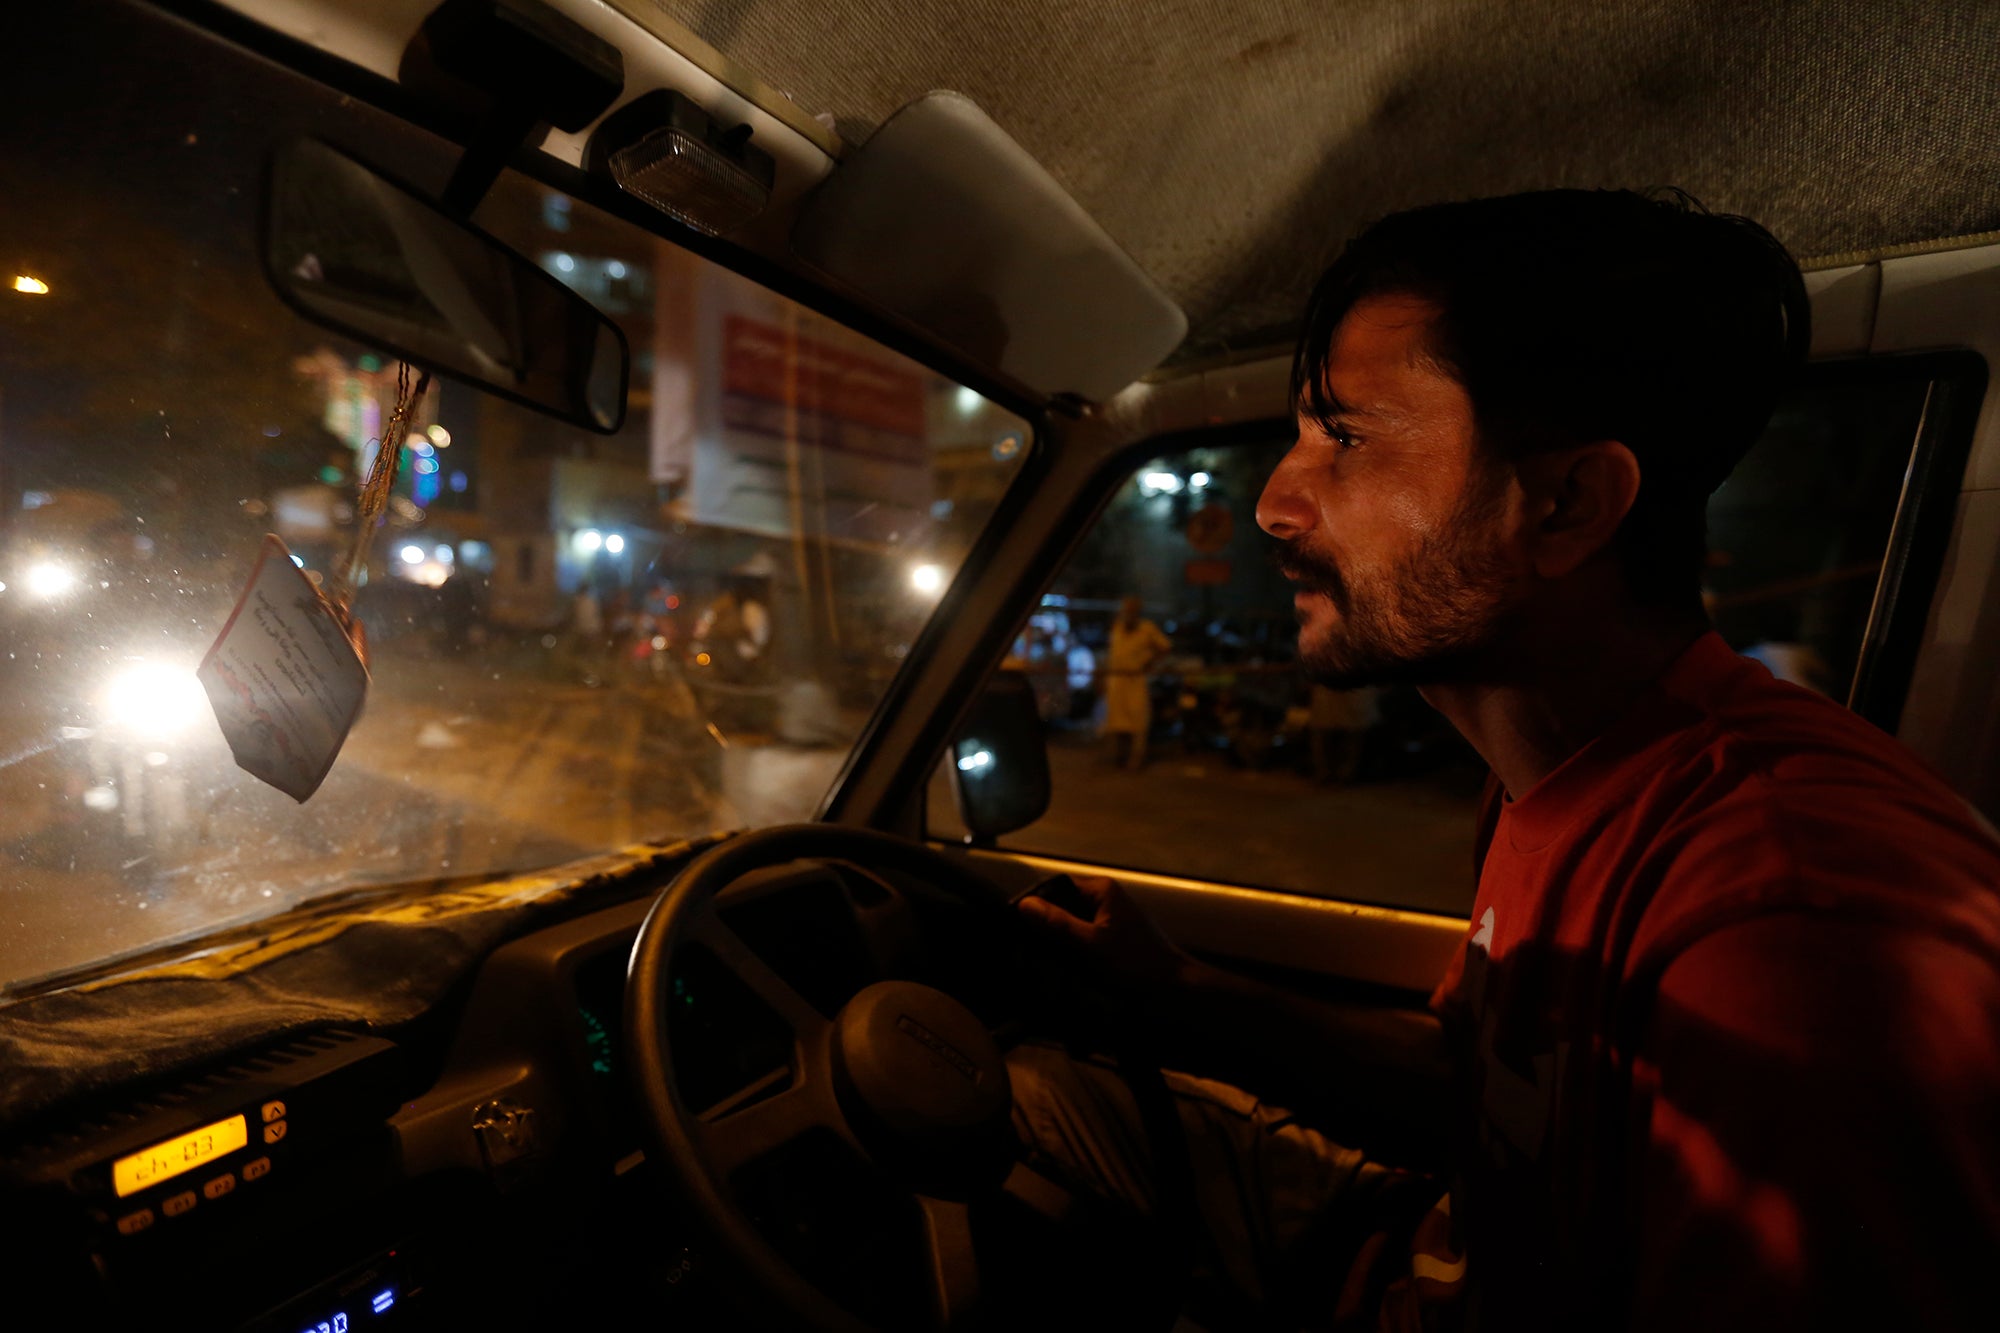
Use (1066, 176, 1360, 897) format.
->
(0, 6, 1029, 995)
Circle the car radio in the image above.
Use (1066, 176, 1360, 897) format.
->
(2, 1030, 403, 1246)
(0, 1029, 412, 1327)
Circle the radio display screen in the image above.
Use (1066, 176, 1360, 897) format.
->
(112, 1113, 248, 1197)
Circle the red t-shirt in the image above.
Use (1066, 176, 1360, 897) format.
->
(1428, 632, 2000, 1330)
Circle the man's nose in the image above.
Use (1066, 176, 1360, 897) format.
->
(1256, 447, 1315, 540)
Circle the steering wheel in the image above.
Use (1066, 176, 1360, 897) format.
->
(625, 824, 1039, 1332)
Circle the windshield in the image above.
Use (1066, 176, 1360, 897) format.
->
(0, 3, 1030, 997)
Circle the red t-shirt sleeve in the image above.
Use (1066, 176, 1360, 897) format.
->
(1632, 912, 2000, 1331)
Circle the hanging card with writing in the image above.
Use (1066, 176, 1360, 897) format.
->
(198, 535, 369, 801)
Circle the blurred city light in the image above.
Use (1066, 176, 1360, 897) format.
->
(426, 424, 451, 448)
(1190, 471, 1212, 489)
(910, 562, 945, 595)
(399, 544, 425, 565)
(607, 260, 627, 279)
(553, 252, 576, 273)
(1139, 471, 1184, 495)
(955, 386, 982, 415)
(103, 662, 209, 739)
(957, 749, 994, 773)
(25, 561, 76, 599)
(605, 533, 626, 554)
(575, 529, 603, 554)
(12, 275, 49, 294)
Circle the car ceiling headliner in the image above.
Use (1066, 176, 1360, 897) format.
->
(629, 0, 2000, 367)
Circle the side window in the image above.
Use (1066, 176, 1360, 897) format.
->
(947, 437, 1486, 915)
(933, 358, 1968, 916)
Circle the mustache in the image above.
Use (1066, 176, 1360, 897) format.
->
(1274, 540, 1347, 606)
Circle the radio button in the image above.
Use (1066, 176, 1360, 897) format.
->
(162, 1191, 197, 1218)
(261, 1100, 286, 1123)
(242, 1156, 271, 1182)
(262, 1120, 288, 1145)
(115, 1208, 155, 1235)
(202, 1173, 235, 1200)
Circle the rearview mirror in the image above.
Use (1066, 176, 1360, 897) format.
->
(948, 670, 1051, 845)
(263, 138, 628, 432)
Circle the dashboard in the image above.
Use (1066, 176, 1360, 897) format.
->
(0, 861, 938, 1330)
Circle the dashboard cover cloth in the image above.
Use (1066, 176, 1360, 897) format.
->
(0, 837, 720, 1129)
(628, 0, 2000, 365)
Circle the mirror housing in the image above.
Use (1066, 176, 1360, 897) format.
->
(947, 670, 1051, 845)
(262, 137, 629, 432)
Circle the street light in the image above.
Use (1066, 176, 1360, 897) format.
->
(575, 529, 603, 554)
(399, 544, 426, 566)
(13, 275, 50, 295)
(605, 533, 626, 554)
(102, 662, 208, 739)
(25, 561, 75, 599)
(910, 563, 945, 595)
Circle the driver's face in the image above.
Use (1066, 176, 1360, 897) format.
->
(1256, 294, 1526, 688)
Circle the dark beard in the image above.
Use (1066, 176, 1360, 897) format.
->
(1279, 481, 1519, 690)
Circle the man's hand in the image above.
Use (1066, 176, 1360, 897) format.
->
(1015, 874, 1198, 998)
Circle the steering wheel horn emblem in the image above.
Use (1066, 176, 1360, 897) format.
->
(895, 1012, 979, 1084)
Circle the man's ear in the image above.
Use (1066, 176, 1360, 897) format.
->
(1522, 441, 1641, 579)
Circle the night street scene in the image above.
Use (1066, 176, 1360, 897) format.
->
(3, 2, 1999, 1331)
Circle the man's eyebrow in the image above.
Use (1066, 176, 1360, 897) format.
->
(1301, 388, 1392, 423)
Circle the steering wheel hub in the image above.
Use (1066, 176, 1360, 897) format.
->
(832, 980, 1011, 1187)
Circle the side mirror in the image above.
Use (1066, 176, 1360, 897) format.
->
(262, 137, 629, 433)
(947, 670, 1051, 846)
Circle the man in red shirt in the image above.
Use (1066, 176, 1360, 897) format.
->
(1013, 189, 2000, 1329)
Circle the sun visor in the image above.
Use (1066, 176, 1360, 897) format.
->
(790, 92, 1186, 403)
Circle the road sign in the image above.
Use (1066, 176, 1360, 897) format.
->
(1184, 558, 1232, 587)
(1186, 502, 1233, 554)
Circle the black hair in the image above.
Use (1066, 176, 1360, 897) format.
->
(1289, 188, 1811, 607)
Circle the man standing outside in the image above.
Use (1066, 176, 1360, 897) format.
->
(1013, 189, 2000, 1329)
(1103, 594, 1172, 771)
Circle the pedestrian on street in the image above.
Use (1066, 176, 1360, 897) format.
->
(1102, 595, 1171, 770)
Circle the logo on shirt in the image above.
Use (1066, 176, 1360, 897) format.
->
(1470, 906, 1496, 952)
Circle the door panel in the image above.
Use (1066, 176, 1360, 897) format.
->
(946, 846, 1463, 997)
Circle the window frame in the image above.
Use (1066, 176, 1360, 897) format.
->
(1827, 350, 1988, 732)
